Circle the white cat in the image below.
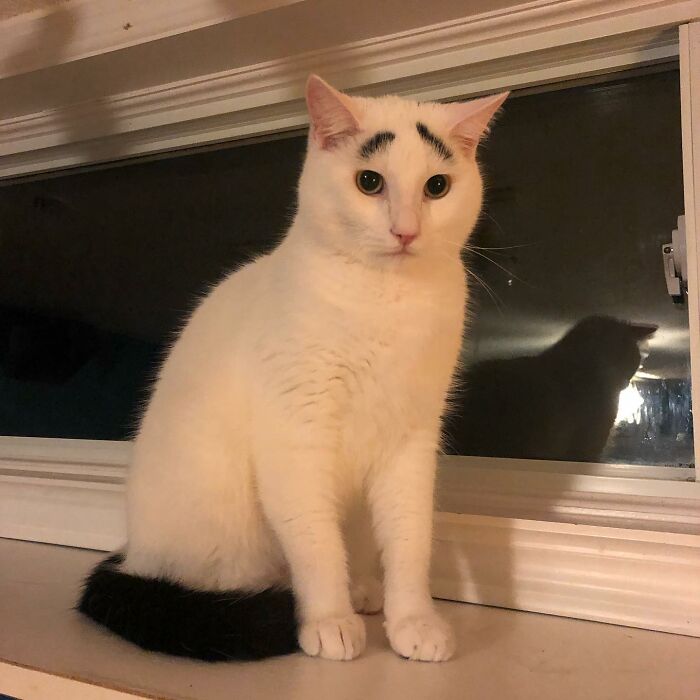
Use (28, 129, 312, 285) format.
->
(79, 75, 507, 663)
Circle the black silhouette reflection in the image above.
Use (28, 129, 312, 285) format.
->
(445, 316, 659, 463)
(0, 306, 163, 440)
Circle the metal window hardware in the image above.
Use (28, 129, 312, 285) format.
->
(663, 215, 687, 304)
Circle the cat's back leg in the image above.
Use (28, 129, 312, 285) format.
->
(124, 396, 286, 592)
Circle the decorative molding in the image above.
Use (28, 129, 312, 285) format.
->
(446, 454, 696, 480)
(0, 29, 679, 155)
(0, 437, 128, 551)
(0, 469, 125, 552)
(438, 460, 700, 534)
(0, 0, 302, 80)
(1, 441, 698, 550)
(1, 0, 695, 178)
(432, 512, 700, 637)
(2, 455, 698, 637)
(0, 435, 130, 466)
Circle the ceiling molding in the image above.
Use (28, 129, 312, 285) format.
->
(0, 0, 303, 79)
(0, 0, 696, 179)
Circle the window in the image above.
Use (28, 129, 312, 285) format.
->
(444, 67, 693, 469)
(0, 67, 691, 473)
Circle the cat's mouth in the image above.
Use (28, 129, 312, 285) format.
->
(382, 248, 416, 258)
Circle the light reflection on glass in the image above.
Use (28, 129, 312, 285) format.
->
(615, 381, 644, 425)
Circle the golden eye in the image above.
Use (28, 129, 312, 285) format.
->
(424, 174, 450, 199)
(356, 170, 384, 195)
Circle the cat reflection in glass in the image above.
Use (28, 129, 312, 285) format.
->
(79, 75, 508, 662)
(450, 316, 657, 462)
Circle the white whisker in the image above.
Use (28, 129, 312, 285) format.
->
(463, 246, 534, 289)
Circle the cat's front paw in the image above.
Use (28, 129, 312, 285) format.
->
(350, 576, 384, 614)
(299, 613, 366, 661)
(385, 611, 455, 662)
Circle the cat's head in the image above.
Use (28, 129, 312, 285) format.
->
(296, 75, 508, 265)
(553, 316, 658, 388)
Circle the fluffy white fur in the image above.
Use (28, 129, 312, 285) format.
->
(123, 76, 507, 662)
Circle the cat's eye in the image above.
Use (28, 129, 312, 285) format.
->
(424, 174, 450, 199)
(356, 170, 384, 195)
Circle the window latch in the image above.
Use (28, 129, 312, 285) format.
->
(663, 215, 687, 304)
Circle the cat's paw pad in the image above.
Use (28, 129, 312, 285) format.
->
(385, 611, 455, 662)
(299, 613, 366, 661)
(350, 576, 384, 614)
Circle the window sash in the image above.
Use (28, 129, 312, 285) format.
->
(0, 12, 695, 478)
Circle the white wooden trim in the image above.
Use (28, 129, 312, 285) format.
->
(0, 0, 694, 178)
(1, 445, 699, 634)
(3, 435, 692, 481)
(0, 0, 302, 79)
(681, 23, 700, 475)
(0, 475, 125, 551)
(432, 512, 700, 637)
(0, 435, 130, 466)
(0, 437, 128, 550)
(446, 454, 696, 481)
(1, 441, 699, 551)
(439, 461, 700, 534)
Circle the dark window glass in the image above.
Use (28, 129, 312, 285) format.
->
(0, 68, 692, 467)
(0, 137, 305, 439)
(445, 68, 692, 467)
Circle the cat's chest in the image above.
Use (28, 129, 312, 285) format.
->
(336, 312, 458, 468)
(262, 261, 465, 423)
(332, 297, 461, 414)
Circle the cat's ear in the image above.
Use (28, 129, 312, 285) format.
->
(445, 92, 509, 153)
(630, 322, 658, 340)
(305, 75, 361, 150)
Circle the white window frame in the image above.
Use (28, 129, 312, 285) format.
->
(1, 0, 699, 638)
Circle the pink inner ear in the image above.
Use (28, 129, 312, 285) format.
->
(446, 92, 509, 152)
(305, 75, 361, 150)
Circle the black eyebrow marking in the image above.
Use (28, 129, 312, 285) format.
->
(359, 131, 395, 159)
(416, 122, 453, 160)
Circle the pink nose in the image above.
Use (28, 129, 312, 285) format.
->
(392, 229, 418, 247)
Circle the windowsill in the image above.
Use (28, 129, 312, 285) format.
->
(1, 538, 699, 700)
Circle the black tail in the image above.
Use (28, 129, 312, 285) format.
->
(78, 554, 299, 661)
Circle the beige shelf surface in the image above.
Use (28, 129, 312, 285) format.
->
(1, 537, 699, 700)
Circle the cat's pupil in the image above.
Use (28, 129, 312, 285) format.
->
(356, 170, 384, 195)
(425, 174, 450, 199)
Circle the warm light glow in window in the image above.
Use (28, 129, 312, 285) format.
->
(615, 382, 644, 425)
